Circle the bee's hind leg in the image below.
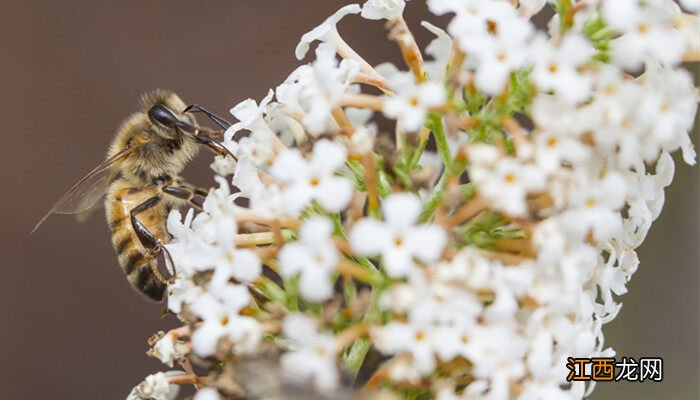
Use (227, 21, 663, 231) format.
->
(183, 105, 231, 129)
(130, 196, 175, 282)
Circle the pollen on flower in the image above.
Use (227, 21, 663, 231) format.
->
(314, 346, 327, 357)
(132, 1, 698, 399)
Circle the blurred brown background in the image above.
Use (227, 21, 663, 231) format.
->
(0, 1, 696, 399)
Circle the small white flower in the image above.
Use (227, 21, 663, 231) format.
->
(469, 149, 547, 216)
(278, 217, 339, 302)
(350, 193, 447, 277)
(594, 242, 638, 311)
(227, 90, 275, 135)
(308, 43, 360, 134)
(463, 324, 528, 382)
(295, 4, 362, 59)
(602, 0, 685, 70)
(560, 173, 626, 243)
(361, 0, 407, 20)
(190, 288, 262, 357)
(206, 218, 262, 287)
(166, 277, 203, 316)
(421, 21, 453, 80)
(445, 1, 533, 95)
(232, 157, 264, 199)
(127, 372, 181, 400)
(373, 321, 438, 375)
(472, 25, 531, 95)
(226, 90, 279, 167)
(383, 72, 446, 131)
(193, 388, 221, 400)
(517, 0, 547, 16)
(278, 43, 360, 135)
(270, 139, 353, 215)
(531, 34, 595, 103)
(621, 152, 675, 247)
(167, 178, 261, 285)
(533, 128, 591, 172)
(680, 0, 700, 11)
(152, 333, 190, 368)
(280, 314, 339, 391)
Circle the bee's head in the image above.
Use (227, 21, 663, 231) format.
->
(137, 90, 235, 160)
(141, 90, 198, 141)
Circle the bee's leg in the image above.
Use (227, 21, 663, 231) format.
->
(130, 196, 175, 281)
(163, 185, 206, 210)
(194, 132, 238, 161)
(183, 105, 231, 129)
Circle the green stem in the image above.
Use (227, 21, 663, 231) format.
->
(343, 288, 382, 379)
(284, 277, 300, 312)
(344, 337, 372, 379)
(419, 170, 448, 223)
(256, 276, 287, 306)
(408, 130, 430, 170)
(427, 113, 455, 174)
(331, 212, 378, 272)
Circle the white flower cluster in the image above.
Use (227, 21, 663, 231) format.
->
(129, 1, 698, 399)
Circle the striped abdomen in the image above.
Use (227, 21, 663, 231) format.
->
(106, 183, 170, 301)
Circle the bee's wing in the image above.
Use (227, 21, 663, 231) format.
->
(31, 149, 129, 234)
(74, 202, 104, 224)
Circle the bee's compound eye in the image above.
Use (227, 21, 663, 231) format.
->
(148, 105, 179, 128)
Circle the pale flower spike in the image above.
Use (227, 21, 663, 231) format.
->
(131, 1, 699, 399)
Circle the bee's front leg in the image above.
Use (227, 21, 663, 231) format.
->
(194, 131, 237, 160)
(162, 184, 207, 210)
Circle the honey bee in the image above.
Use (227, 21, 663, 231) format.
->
(33, 90, 234, 301)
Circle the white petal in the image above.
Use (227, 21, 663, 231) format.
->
(300, 217, 334, 243)
(229, 98, 260, 128)
(282, 182, 314, 215)
(194, 388, 221, 400)
(361, 0, 406, 20)
(299, 268, 334, 302)
(382, 192, 422, 227)
(283, 314, 318, 342)
(315, 176, 353, 212)
(310, 139, 348, 174)
(233, 157, 264, 198)
(190, 293, 224, 321)
(382, 247, 414, 277)
(230, 249, 262, 282)
(406, 224, 447, 261)
(279, 243, 313, 278)
(295, 4, 362, 59)
(191, 321, 226, 357)
(270, 149, 309, 183)
(350, 218, 390, 255)
(217, 284, 251, 312)
(418, 82, 446, 108)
